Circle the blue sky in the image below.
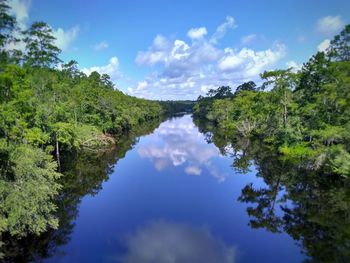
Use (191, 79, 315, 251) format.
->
(8, 0, 350, 100)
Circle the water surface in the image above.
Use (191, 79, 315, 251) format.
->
(41, 114, 305, 262)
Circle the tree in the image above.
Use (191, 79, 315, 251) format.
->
(0, 0, 16, 47)
(0, 141, 61, 237)
(194, 24, 350, 176)
(296, 52, 330, 98)
(24, 22, 61, 68)
(234, 81, 257, 95)
(206, 86, 233, 98)
(0, 7, 166, 258)
(50, 122, 76, 171)
(101, 74, 114, 89)
(0, 0, 17, 64)
(261, 69, 298, 135)
(61, 60, 81, 80)
(329, 24, 350, 61)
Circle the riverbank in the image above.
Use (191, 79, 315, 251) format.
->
(2, 114, 349, 262)
(75, 124, 116, 150)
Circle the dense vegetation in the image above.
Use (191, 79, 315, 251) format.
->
(0, 0, 163, 246)
(1, 118, 162, 262)
(159, 100, 194, 115)
(195, 120, 350, 261)
(193, 28, 350, 260)
(194, 25, 350, 179)
(1, 0, 349, 260)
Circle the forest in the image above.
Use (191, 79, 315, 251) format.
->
(0, 0, 349, 260)
(192, 27, 350, 261)
(0, 0, 163, 245)
(194, 118, 350, 262)
(1, 118, 163, 262)
(194, 24, 350, 179)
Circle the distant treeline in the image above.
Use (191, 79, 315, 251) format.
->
(159, 100, 195, 114)
(194, 25, 350, 178)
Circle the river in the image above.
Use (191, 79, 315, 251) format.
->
(6, 114, 349, 262)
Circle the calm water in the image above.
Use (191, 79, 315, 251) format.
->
(34, 114, 303, 263)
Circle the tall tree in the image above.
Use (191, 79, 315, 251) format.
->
(234, 81, 257, 95)
(206, 86, 233, 98)
(24, 22, 61, 68)
(0, 0, 17, 64)
(0, 0, 16, 47)
(329, 24, 350, 61)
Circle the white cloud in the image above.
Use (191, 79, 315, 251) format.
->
(153, 34, 168, 50)
(135, 34, 170, 66)
(128, 80, 149, 95)
(5, 39, 26, 52)
(120, 221, 236, 263)
(137, 115, 231, 181)
(53, 25, 80, 51)
(5, 0, 31, 52)
(286, 60, 302, 72)
(93, 41, 109, 51)
(7, 1, 79, 54)
(210, 16, 237, 44)
(130, 17, 286, 100)
(241, 34, 256, 44)
(7, 24, 80, 53)
(185, 166, 202, 176)
(218, 44, 286, 77)
(137, 80, 148, 90)
(81, 56, 122, 83)
(316, 16, 344, 35)
(9, 0, 31, 29)
(171, 40, 190, 60)
(317, 39, 331, 52)
(187, 27, 208, 39)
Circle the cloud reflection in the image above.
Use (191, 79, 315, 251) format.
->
(137, 115, 229, 182)
(120, 220, 236, 263)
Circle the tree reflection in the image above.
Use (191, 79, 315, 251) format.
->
(1, 119, 162, 263)
(194, 118, 350, 262)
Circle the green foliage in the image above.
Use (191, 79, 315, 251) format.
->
(279, 143, 315, 160)
(0, 1, 164, 241)
(0, 0, 16, 47)
(0, 0, 17, 64)
(236, 141, 350, 261)
(310, 125, 346, 145)
(234, 81, 257, 95)
(159, 100, 194, 114)
(74, 124, 114, 149)
(24, 127, 50, 146)
(194, 24, 350, 177)
(51, 122, 77, 150)
(0, 117, 163, 262)
(195, 120, 350, 261)
(329, 146, 350, 178)
(206, 86, 233, 98)
(24, 21, 62, 68)
(329, 24, 350, 61)
(0, 140, 61, 236)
